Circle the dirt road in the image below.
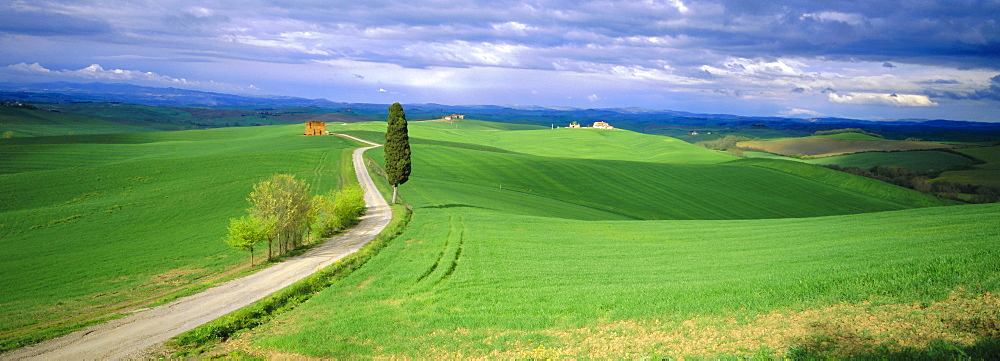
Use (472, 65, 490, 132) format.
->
(1, 136, 390, 360)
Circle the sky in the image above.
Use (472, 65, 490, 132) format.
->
(1, 0, 999, 121)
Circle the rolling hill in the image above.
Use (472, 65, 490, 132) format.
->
(219, 119, 993, 359)
(736, 135, 962, 158)
(0, 124, 357, 350)
(1, 107, 995, 358)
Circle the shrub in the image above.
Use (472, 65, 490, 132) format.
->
(311, 185, 366, 239)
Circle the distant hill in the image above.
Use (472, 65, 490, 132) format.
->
(3, 82, 1000, 142)
(0, 82, 349, 108)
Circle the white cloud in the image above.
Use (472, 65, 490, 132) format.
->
(221, 34, 331, 56)
(402, 41, 529, 67)
(587, 94, 599, 102)
(800, 11, 866, 26)
(5, 62, 51, 73)
(491, 21, 536, 36)
(828, 92, 938, 107)
(780, 108, 821, 116)
(3, 62, 196, 84)
(701, 57, 805, 78)
(662, 0, 689, 14)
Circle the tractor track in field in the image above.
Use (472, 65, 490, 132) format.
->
(1, 134, 391, 361)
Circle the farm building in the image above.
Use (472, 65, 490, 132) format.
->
(593, 121, 615, 129)
(568, 121, 581, 128)
(443, 114, 466, 120)
(304, 121, 327, 136)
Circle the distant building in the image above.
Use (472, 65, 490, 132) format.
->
(592, 121, 614, 129)
(689, 131, 699, 135)
(304, 121, 327, 136)
(443, 114, 466, 120)
(568, 121, 581, 128)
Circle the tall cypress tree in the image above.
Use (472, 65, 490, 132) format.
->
(384, 102, 411, 203)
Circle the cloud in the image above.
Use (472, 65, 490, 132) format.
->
(0, 9, 113, 36)
(780, 108, 821, 116)
(917, 79, 961, 85)
(3, 62, 197, 86)
(828, 92, 938, 107)
(3, 0, 999, 121)
(586, 94, 599, 102)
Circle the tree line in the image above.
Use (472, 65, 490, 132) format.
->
(224, 174, 366, 264)
(823, 164, 1000, 203)
(814, 128, 885, 138)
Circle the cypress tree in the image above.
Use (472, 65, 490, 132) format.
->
(384, 102, 411, 203)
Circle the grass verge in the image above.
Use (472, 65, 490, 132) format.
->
(165, 204, 412, 356)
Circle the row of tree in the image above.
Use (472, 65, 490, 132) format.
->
(224, 175, 367, 264)
(824, 164, 1000, 203)
(814, 128, 885, 138)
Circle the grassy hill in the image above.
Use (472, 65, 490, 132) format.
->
(0, 106, 153, 137)
(936, 145, 1000, 187)
(800, 150, 977, 171)
(737, 135, 962, 158)
(220, 119, 995, 359)
(245, 184, 996, 359)
(335, 120, 735, 164)
(0, 124, 357, 350)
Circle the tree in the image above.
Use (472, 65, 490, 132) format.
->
(310, 185, 366, 239)
(224, 215, 274, 265)
(247, 174, 312, 258)
(384, 102, 411, 203)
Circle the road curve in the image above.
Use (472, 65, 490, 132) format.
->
(2, 136, 390, 360)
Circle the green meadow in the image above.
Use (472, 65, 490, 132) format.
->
(232, 120, 995, 358)
(0, 124, 357, 350)
(737, 134, 961, 158)
(936, 145, 1000, 187)
(801, 150, 976, 170)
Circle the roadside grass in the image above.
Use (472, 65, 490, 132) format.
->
(0, 124, 355, 352)
(166, 204, 413, 357)
(244, 203, 1000, 358)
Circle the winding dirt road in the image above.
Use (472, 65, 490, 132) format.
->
(2, 135, 390, 360)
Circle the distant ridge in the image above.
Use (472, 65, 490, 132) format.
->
(0, 82, 350, 108)
(2, 82, 999, 140)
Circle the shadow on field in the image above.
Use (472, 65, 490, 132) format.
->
(788, 335, 1000, 359)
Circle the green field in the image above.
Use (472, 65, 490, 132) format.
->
(0, 107, 153, 137)
(3, 112, 996, 358)
(227, 120, 994, 358)
(737, 135, 961, 158)
(0, 124, 357, 349)
(936, 145, 1000, 187)
(802, 150, 976, 171)
(336, 120, 736, 164)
